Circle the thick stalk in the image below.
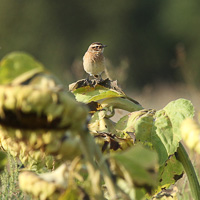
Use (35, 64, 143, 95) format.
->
(101, 97, 143, 112)
(176, 142, 200, 200)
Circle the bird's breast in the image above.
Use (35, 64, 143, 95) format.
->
(83, 52, 105, 75)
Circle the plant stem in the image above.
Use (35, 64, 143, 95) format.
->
(94, 140, 118, 199)
(176, 142, 200, 200)
(79, 133, 104, 199)
(101, 97, 143, 112)
(80, 132, 117, 200)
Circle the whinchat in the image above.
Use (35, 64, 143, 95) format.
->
(83, 42, 107, 79)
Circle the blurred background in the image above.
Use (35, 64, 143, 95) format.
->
(0, 0, 200, 109)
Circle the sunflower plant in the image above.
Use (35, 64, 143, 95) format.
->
(0, 52, 199, 200)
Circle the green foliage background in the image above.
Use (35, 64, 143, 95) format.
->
(1, 0, 200, 87)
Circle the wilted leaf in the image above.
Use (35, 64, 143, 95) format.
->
(157, 155, 184, 194)
(93, 132, 133, 153)
(89, 110, 118, 135)
(152, 186, 179, 200)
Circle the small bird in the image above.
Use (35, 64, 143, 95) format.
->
(83, 42, 107, 80)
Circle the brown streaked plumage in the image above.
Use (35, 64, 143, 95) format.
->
(83, 42, 107, 79)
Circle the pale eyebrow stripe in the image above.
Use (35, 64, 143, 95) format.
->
(91, 45, 101, 47)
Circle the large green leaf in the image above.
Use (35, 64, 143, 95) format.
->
(152, 99, 194, 164)
(116, 99, 194, 165)
(115, 99, 193, 196)
(0, 52, 44, 84)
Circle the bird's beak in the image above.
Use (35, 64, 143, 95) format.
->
(103, 45, 107, 48)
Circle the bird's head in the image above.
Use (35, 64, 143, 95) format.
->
(87, 42, 107, 54)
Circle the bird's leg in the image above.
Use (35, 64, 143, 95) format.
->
(86, 74, 90, 82)
(93, 75, 102, 83)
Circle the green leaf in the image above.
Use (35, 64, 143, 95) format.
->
(163, 98, 194, 145)
(116, 99, 194, 165)
(132, 110, 155, 142)
(70, 79, 143, 112)
(112, 144, 158, 189)
(152, 109, 174, 165)
(0, 52, 44, 84)
(116, 109, 155, 140)
(11, 68, 44, 85)
(153, 99, 194, 165)
(72, 85, 124, 103)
